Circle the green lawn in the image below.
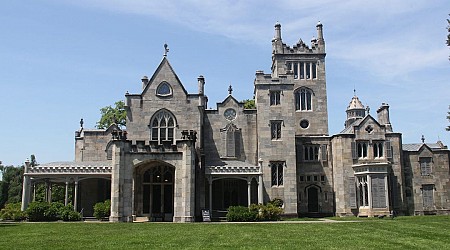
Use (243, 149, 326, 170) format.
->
(1, 215, 449, 249)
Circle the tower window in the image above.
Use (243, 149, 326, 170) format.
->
(303, 145, 319, 161)
(288, 62, 317, 80)
(295, 88, 313, 111)
(270, 121, 282, 140)
(270, 91, 281, 106)
(270, 161, 284, 186)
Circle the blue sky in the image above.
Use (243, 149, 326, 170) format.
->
(1, 0, 449, 167)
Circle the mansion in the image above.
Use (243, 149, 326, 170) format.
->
(21, 23, 450, 221)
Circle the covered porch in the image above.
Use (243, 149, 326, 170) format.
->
(21, 160, 112, 216)
(205, 160, 263, 218)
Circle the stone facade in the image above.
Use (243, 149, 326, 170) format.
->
(21, 22, 450, 221)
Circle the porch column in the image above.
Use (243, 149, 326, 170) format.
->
(367, 175, 372, 209)
(258, 175, 263, 204)
(208, 178, 213, 212)
(247, 179, 251, 207)
(384, 175, 389, 208)
(64, 181, 69, 206)
(21, 160, 31, 211)
(46, 181, 52, 203)
(258, 159, 263, 204)
(31, 182, 35, 202)
(74, 180, 79, 211)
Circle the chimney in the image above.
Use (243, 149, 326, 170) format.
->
(377, 103, 392, 132)
(141, 76, 149, 90)
(198, 75, 205, 106)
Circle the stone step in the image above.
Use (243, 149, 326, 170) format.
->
(134, 216, 149, 222)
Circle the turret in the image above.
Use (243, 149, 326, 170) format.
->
(345, 94, 365, 128)
(377, 103, 392, 132)
(272, 22, 283, 55)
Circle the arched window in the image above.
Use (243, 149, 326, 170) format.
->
(150, 110, 176, 144)
(295, 88, 312, 111)
(156, 82, 172, 96)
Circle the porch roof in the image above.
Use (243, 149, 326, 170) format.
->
(26, 161, 112, 176)
(205, 160, 261, 175)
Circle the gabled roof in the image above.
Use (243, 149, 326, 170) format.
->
(142, 56, 188, 96)
(402, 143, 446, 152)
(339, 114, 382, 134)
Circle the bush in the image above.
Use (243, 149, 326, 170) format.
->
(269, 198, 284, 208)
(259, 203, 283, 221)
(0, 203, 26, 221)
(93, 200, 111, 220)
(26, 202, 50, 221)
(26, 201, 81, 221)
(227, 203, 283, 222)
(226, 206, 258, 222)
(59, 204, 82, 221)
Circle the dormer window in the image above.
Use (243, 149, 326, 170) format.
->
(156, 82, 172, 96)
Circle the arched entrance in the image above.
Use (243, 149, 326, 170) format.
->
(142, 165, 174, 221)
(307, 186, 319, 213)
(212, 178, 248, 211)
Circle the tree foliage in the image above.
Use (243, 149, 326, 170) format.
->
(0, 164, 23, 209)
(447, 105, 450, 131)
(447, 15, 450, 47)
(243, 99, 256, 109)
(96, 101, 126, 129)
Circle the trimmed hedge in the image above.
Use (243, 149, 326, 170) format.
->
(26, 201, 81, 221)
(93, 200, 111, 220)
(226, 202, 284, 222)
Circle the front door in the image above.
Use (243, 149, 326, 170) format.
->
(308, 186, 319, 213)
(142, 165, 174, 221)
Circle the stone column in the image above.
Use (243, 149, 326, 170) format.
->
(21, 160, 31, 211)
(74, 180, 79, 211)
(209, 178, 213, 212)
(258, 159, 263, 204)
(247, 179, 251, 207)
(64, 181, 69, 206)
(384, 174, 389, 208)
(367, 175, 372, 209)
(46, 181, 52, 203)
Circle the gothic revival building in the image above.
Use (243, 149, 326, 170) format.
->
(21, 23, 450, 221)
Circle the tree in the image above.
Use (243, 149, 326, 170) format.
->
(243, 99, 256, 109)
(447, 105, 450, 131)
(96, 100, 127, 129)
(447, 15, 450, 47)
(0, 164, 24, 209)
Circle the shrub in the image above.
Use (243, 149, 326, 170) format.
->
(227, 203, 283, 222)
(269, 198, 284, 208)
(26, 202, 50, 221)
(226, 206, 258, 222)
(93, 200, 111, 220)
(0, 203, 26, 221)
(59, 204, 82, 221)
(259, 203, 283, 221)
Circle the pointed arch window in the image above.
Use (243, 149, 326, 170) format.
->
(295, 88, 313, 111)
(156, 82, 172, 96)
(150, 110, 176, 144)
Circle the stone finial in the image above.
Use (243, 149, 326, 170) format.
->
(164, 43, 169, 56)
(80, 118, 84, 129)
(421, 135, 425, 143)
(228, 85, 233, 95)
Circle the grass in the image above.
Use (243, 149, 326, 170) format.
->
(1, 215, 449, 249)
